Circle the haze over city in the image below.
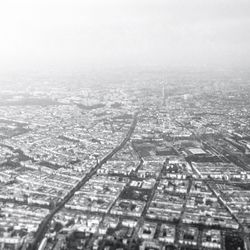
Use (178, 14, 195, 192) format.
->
(1, 1, 250, 250)
(0, 0, 250, 75)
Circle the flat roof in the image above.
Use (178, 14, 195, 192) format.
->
(188, 148, 206, 155)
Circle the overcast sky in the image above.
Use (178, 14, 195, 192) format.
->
(0, 0, 250, 73)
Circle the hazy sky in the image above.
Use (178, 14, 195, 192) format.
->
(0, 0, 250, 73)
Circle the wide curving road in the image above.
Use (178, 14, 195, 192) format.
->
(29, 112, 139, 250)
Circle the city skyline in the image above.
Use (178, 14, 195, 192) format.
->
(0, 1, 250, 250)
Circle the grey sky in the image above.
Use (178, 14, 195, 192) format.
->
(0, 0, 250, 73)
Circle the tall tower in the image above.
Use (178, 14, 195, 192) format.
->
(162, 82, 166, 106)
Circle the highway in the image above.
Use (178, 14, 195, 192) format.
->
(29, 112, 139, 250)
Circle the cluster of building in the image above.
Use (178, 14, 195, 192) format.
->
(0, 81, 250, 250)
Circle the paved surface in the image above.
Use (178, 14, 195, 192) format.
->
(29, 112, 138, 250)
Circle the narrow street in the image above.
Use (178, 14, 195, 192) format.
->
(175, 177, 193, 249)
(128, 163, 164, 249)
